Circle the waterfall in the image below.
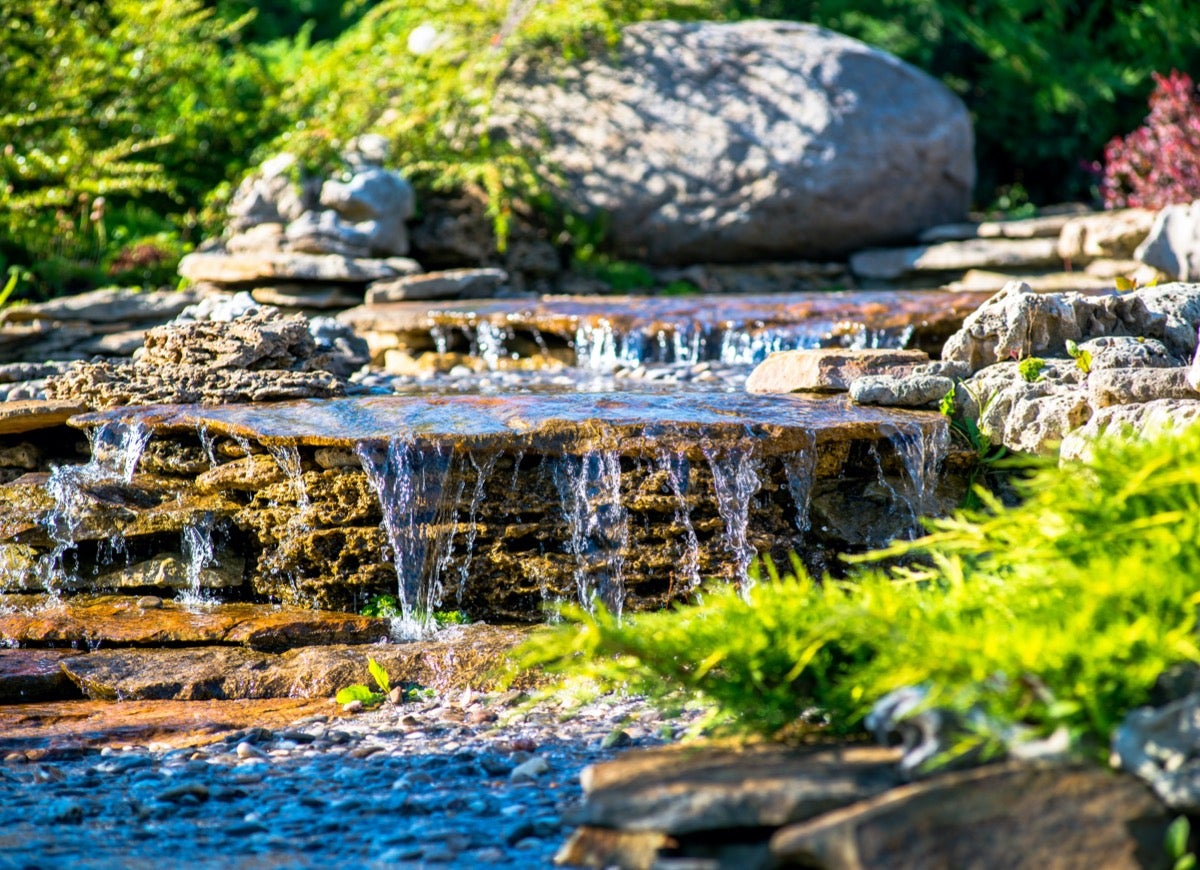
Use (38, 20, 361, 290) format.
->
(554, 448, 629, 615)
(178, 512, 216, 606)
(703, 440, 763, 595)
(657, 450, 701, 597)
(356, 437, 455, 637)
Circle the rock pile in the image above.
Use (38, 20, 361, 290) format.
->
(750, 280, 1200, 456)
(178, 137, 514, 309)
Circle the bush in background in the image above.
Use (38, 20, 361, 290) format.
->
(1101, 70, 1200, 210)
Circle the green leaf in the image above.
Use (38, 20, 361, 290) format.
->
(1018, 357, 1046, 383)
(1075, 349, 1092, 374)
(1176, 856, 1197, 870)
(367, 656, 391, 694)
(1167, 816, 1191, 860)
(1065, 340, 1081, 358)
(335, 684, 383, 705)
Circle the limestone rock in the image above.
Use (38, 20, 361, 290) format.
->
(745, 349, 929, 394)
(93, 553, 245, 591)
(919, 212, 1078, 244)
(573, 743, 901, 835)
(499, 20, 973, 264)
(1083, 335, 1177, 370)
(249, 284, 362, 311)
(0, 400, 85, 435)
(1060, 398, 1200, 461)
(850, 237, 1061, 282)
(941, 280, 1200, 373)
(1192, 334, 1200, 392)
(941, 281, 1083, 371)
(848, 374, 954, 408)
(1136, 200, 1200, 280)
(1056, 207, 1156, 264)
(226, 153, 315, 233)
(318, 167, 415, 257)
(943, 269, 1117, 295)
(226, 222, 287, 254)
(284, 210, 371, 258)
(770, 763, 1169, 869)
(0, 287, 206, 326)
(177, 251, 420, 285)
(43, 309, 350, 410)
(1088, 367, 1199, 409)
(366, 268, 510, 303)
(961, 360, 1091, 454)
(1114, 691, 1200, 811)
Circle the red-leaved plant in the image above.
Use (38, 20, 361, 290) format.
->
(1101, 70, 1200, 210)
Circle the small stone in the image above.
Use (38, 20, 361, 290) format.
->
(136, 596, 163, 609)
(601, 729, 633, 749)
(341, 699, 364, 714)
(236, 742, 268, 760)
(510, 756, 550, 782)
(158, 783, 210, 803)
(388, 687, 406, 706)
(849, 374, 954, 407)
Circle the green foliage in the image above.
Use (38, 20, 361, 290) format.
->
(0, 0, 287, 295)
(1167, 816, 1197, 870)
(433, 610, 472, 627)
(1065, 340, 1093, 375)
(362, 593, 402, 619)
(1017, 357, 1046, 383)
(336, 655, 395, 707)
(514, 424, 1200, 758)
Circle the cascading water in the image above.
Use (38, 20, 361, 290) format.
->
(657, 450, 701, 597)
(554, 448, 630, 616)
(455, 453, 498, 607)
(880, 421, 951, 537)
(702, 439, 763, 594)
(178, 512, 216, 606)
(37, 421, 152, 594)
(356, 437, 455, 637)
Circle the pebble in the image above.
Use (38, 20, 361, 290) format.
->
(0, 692, 696, 869)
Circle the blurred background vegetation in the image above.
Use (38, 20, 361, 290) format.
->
(3, 0, 1199, 299)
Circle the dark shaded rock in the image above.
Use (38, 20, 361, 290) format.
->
(574, 743, 902, 835)
(770, 763, 1170, 870)
(0, 649, 84, 702)
(366, 268, 510, 303)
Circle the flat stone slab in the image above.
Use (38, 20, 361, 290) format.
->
(573, 742, 902, 835)
(70, 392, 949, 459)
(0, 288, 206, 326)
(0, 400, 86, 435)
(0, 649, 84, 703)
(338, 290, 993, 352)
(850, 237, 1061, 281)
(178, 251, 420, 285)
(770, 763, 1170, 869)
(366, 268, 509, 303)
(55, 625, 529, 701)
(746, 349, 930, 393)
(0, 697, 333, 754)
(0, 595, 389, 652)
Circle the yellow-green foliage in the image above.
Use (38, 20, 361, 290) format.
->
(271, 0, 722, 244)
(514, 425, 1200, 754)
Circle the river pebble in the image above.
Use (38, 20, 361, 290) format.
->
(0, 692, 696, 869)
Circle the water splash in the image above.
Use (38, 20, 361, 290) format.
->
(178, 512, 216, 607)
(266, 443, 309, 508)
(554, 448, 629, 615)
(37, 421, 152, 594)
(356, 437, 454, 637)
(472, 322, 514, 370)
(575, 322, 643, 371)
(657, 450, 701, 597)
(881, 422, 950, 532)
(703, 441, 763, 594)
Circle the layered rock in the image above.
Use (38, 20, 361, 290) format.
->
(0, 393, 966, 617)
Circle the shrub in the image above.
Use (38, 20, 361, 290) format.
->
(1100, 70, 1200, 210)
(513, 423, 1200, 758)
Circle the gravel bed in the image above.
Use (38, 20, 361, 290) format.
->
(0, 692, 694, 870)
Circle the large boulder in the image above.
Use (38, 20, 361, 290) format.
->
(500, 20, 974, 264)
